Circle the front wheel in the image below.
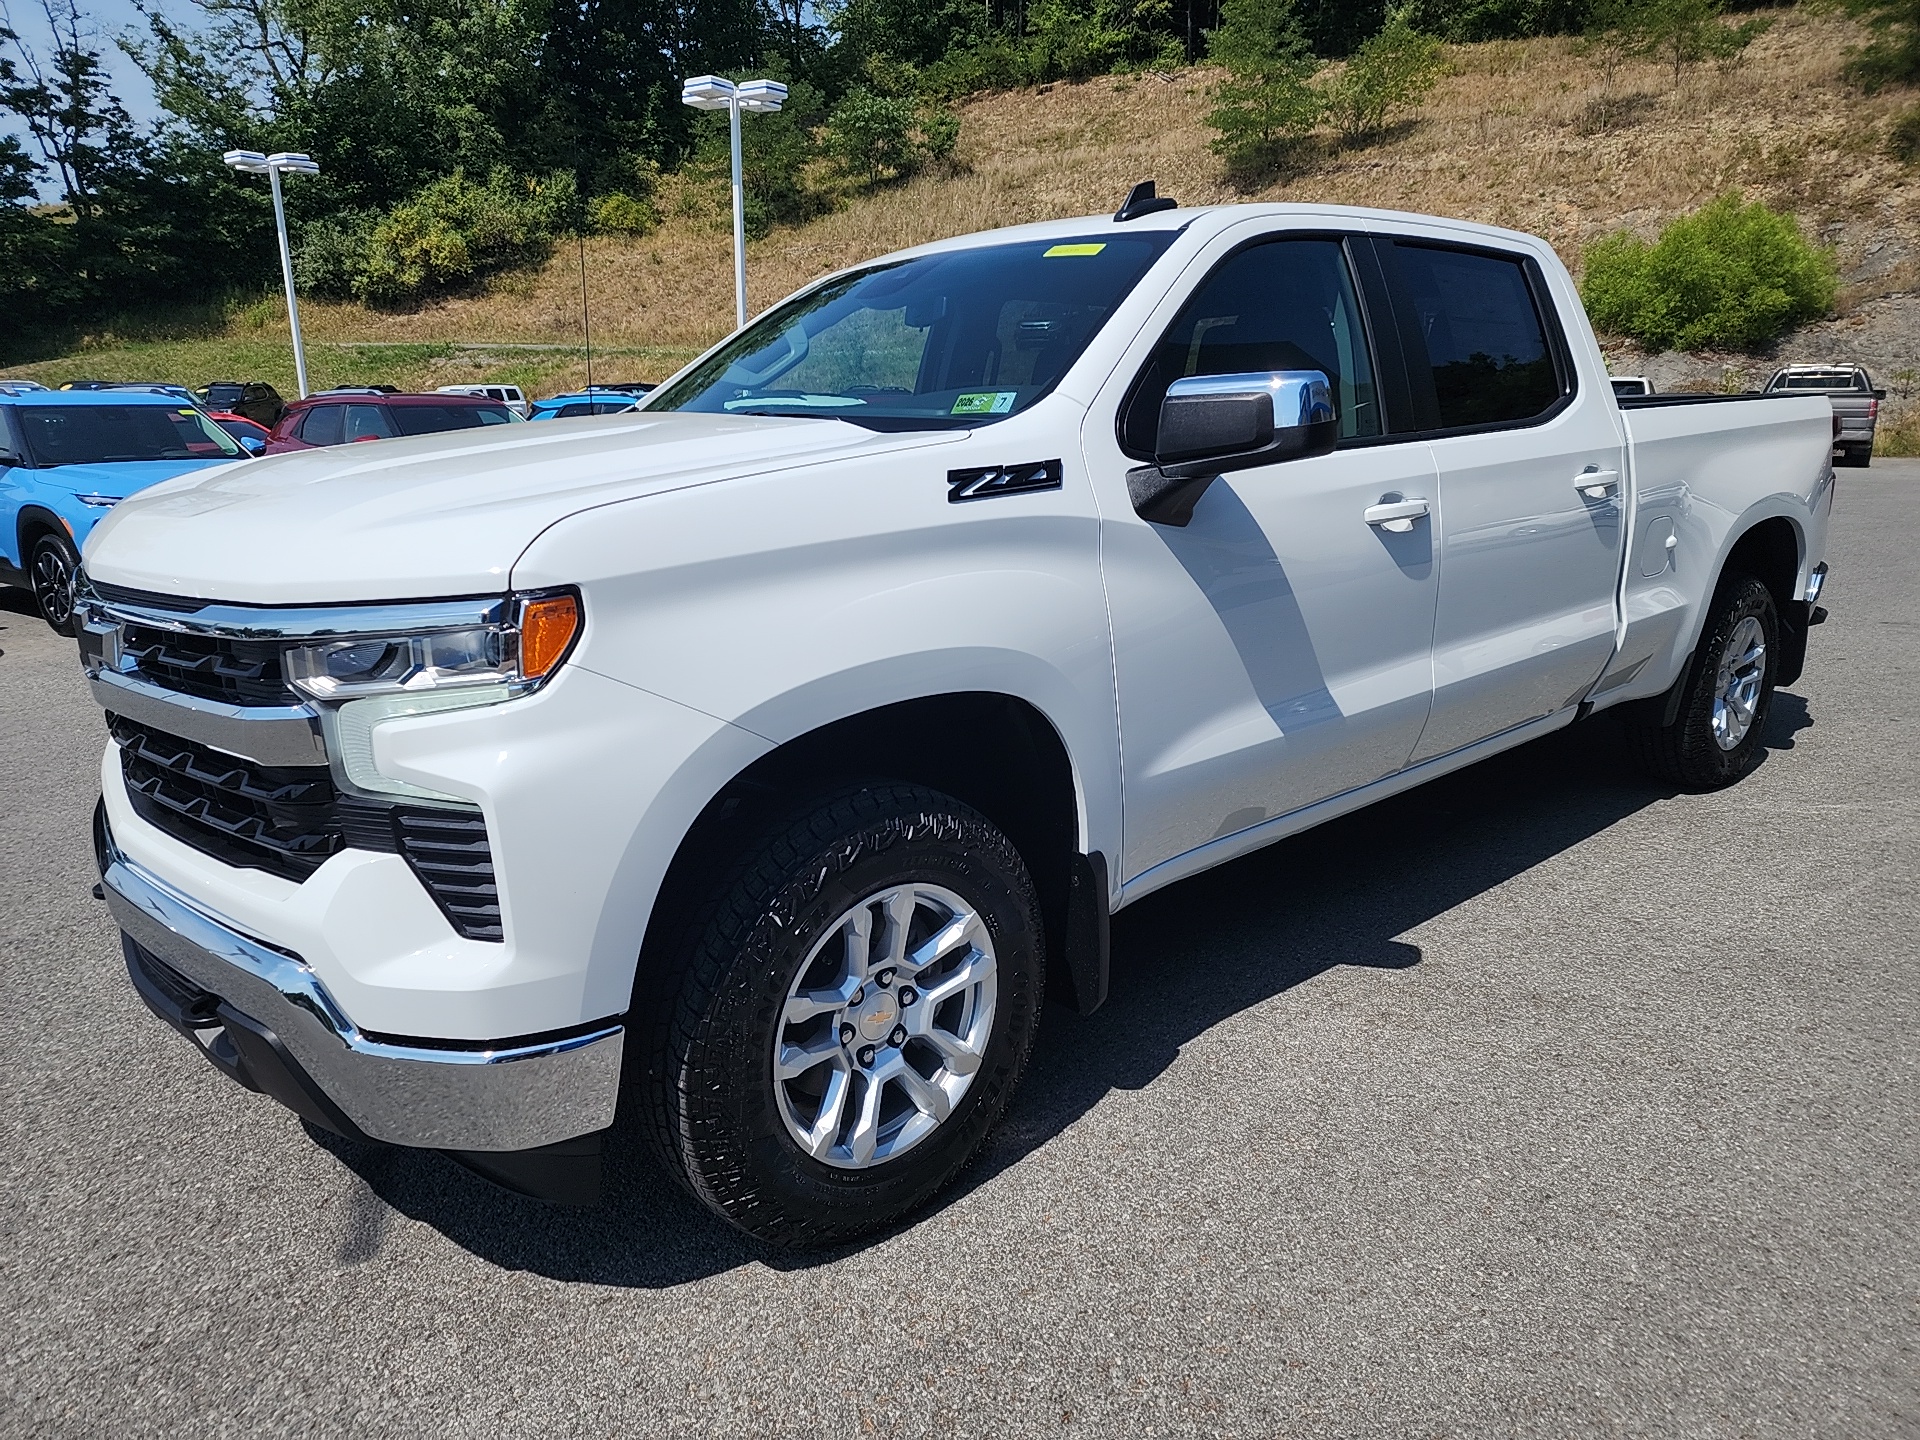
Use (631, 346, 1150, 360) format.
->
(639, 783, 1043, 1247)
(1627, 571, 1778, 790)
(30, 532, 80, 636)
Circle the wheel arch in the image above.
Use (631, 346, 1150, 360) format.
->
(15, 503, 74, 568)
(634, 690, 1098, 1018)
(1719, 512, 1807, 687)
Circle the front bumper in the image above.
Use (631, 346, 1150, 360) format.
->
(99, 807, 624, 1156)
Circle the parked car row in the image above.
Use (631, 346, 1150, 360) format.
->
(0, 373, 663, 631)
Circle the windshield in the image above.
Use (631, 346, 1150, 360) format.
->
(18, 405, 244, 466)
(645, 233, 1177, 428)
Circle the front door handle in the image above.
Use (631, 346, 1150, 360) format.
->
(1576, 468, 1621, 500)
(1364, 497, 1430, 533)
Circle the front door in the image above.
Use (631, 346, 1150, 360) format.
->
(1086, 233, 1441, 885)
(1373, 238, 1629, 762)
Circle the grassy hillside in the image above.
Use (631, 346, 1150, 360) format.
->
(7, 9, 1917, 437)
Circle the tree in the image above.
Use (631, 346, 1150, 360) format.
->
(1319, 8, 1445, 143)
(1205, 0, 1323, 171)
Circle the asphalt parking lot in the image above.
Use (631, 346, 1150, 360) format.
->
(2, 464, 1916, 1439)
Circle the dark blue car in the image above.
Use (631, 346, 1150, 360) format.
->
(0, 389, 247, 632)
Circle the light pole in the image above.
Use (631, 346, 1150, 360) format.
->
(223, 149, 321, 398)
(681, 76, 787, 330)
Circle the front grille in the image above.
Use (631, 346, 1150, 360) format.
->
(121, 623, 296, 707)
(394, 811, 504, 942)
(110, 712, 504, 941)
(114, 713, 340, 879)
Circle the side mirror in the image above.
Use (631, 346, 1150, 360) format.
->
(1129, 371, 1336, 526)
(1873, 388, 1887, 400)
(240, 436, 265, 454)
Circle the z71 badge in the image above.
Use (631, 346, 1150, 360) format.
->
(946, 460, 1064, 504)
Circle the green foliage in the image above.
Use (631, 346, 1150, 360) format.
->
(1206, 0, 1324, 170)
(824, 93, 963, 185)
(590, 192, 657, 234)
(1401, 0, 1591, 42)
(1891, 104, 1920, 162)
(1840, 0, 1920, 91)
(1319, 9, 1446, 141)
(351, 169, 574, 307)
(1581, 194, 1838, 351)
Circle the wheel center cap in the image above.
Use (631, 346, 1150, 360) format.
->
(854, 989, 899, 1041)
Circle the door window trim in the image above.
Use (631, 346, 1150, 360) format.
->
(1369, 234, 1579, 441)
(1114, 229, 1405, 463)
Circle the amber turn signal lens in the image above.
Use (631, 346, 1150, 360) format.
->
(518, 593, 580, 680)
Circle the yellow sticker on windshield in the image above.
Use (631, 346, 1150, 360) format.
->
(1044, 243, 1106, 257)
(952, 391, 1018, 415)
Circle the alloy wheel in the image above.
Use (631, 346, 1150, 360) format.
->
(771, 883, 997, 1170)
(1711, 614, 1767, 751)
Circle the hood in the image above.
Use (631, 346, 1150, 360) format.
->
(82, 412, 963, 603)
(33, 457, 237, 499)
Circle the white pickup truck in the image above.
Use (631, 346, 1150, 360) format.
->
(77, 197, 1836, 1246)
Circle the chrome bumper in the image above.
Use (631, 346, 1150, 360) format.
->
(101, 830, 623, 1153)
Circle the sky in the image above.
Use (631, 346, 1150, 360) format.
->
(4, 0, 176, 196)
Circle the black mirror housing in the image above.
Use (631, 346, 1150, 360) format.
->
(1129, 370, 1337, 526)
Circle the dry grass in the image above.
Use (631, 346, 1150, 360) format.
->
(8, 10, 1918, 391)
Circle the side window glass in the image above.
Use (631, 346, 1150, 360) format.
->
(300, 405, 344, 446)
(343, 404, 395, 441)
(1121, 237, 1382, 456)
(1386, 242, 1562, 429)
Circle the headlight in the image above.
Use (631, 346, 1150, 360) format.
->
(76, 493, 123, 508)
(285, 591, 581, 701)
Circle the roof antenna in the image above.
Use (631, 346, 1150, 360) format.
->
(1115, 180, 1178, 223)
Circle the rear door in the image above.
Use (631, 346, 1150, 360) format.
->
(1085, 228, 1441, 884)
(1373, 237, 1627, 762)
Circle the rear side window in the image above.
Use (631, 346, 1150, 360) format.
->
(343, 404, 395, 441)
(298, 405, 344, 446)
(1385, 242, 1563, 430)
(392, 404, 515, 434)
(1120, 237, 1382, 456)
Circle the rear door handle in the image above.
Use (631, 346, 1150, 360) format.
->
(1576, 468, 1621, 500)
(1364, 497, 1430, 533)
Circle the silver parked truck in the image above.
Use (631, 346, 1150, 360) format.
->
(1767, 365, 1882, 467)
(77, 198, 1836, 1246)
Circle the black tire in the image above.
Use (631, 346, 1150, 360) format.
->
(1627, 571, 1778, 790)
(638, 783, 1043, 1247)
(29, 532, 80, 636)
(1836, 444, 1872, 468)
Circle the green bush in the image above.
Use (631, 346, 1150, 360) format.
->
(824, 95, 963, 186)
(355, 169, 575, 307)
(1206, 0, 1325, 171)
(1320, 10, 1446, 142)
(590, 192, 656, 234)
(292, 212, 377, 300)
(1581, 194, 1837, 351)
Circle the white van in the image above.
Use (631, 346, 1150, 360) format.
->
(436, 383, 529, 418)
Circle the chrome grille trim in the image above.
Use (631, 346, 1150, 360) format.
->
(88, 668, 326, 766)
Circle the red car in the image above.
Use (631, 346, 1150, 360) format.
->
(263, 389, 522, 454)
(209, 411, 273, 453)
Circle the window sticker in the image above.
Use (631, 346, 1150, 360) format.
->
(951, 391, 1019, 415)
(1043, 243, 1107, 257)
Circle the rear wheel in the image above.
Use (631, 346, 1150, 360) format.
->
(639, 783, 1043, 1247)
(1837, 444, 1872, 468)
(1627, 572, 1778, 790)
(30, 532, 80, 636)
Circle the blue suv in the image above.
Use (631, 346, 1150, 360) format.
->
(0, 388, 247, 633)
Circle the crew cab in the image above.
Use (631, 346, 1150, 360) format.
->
(0, 389, 246, 633)
(76, 200, 1836, 1247)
